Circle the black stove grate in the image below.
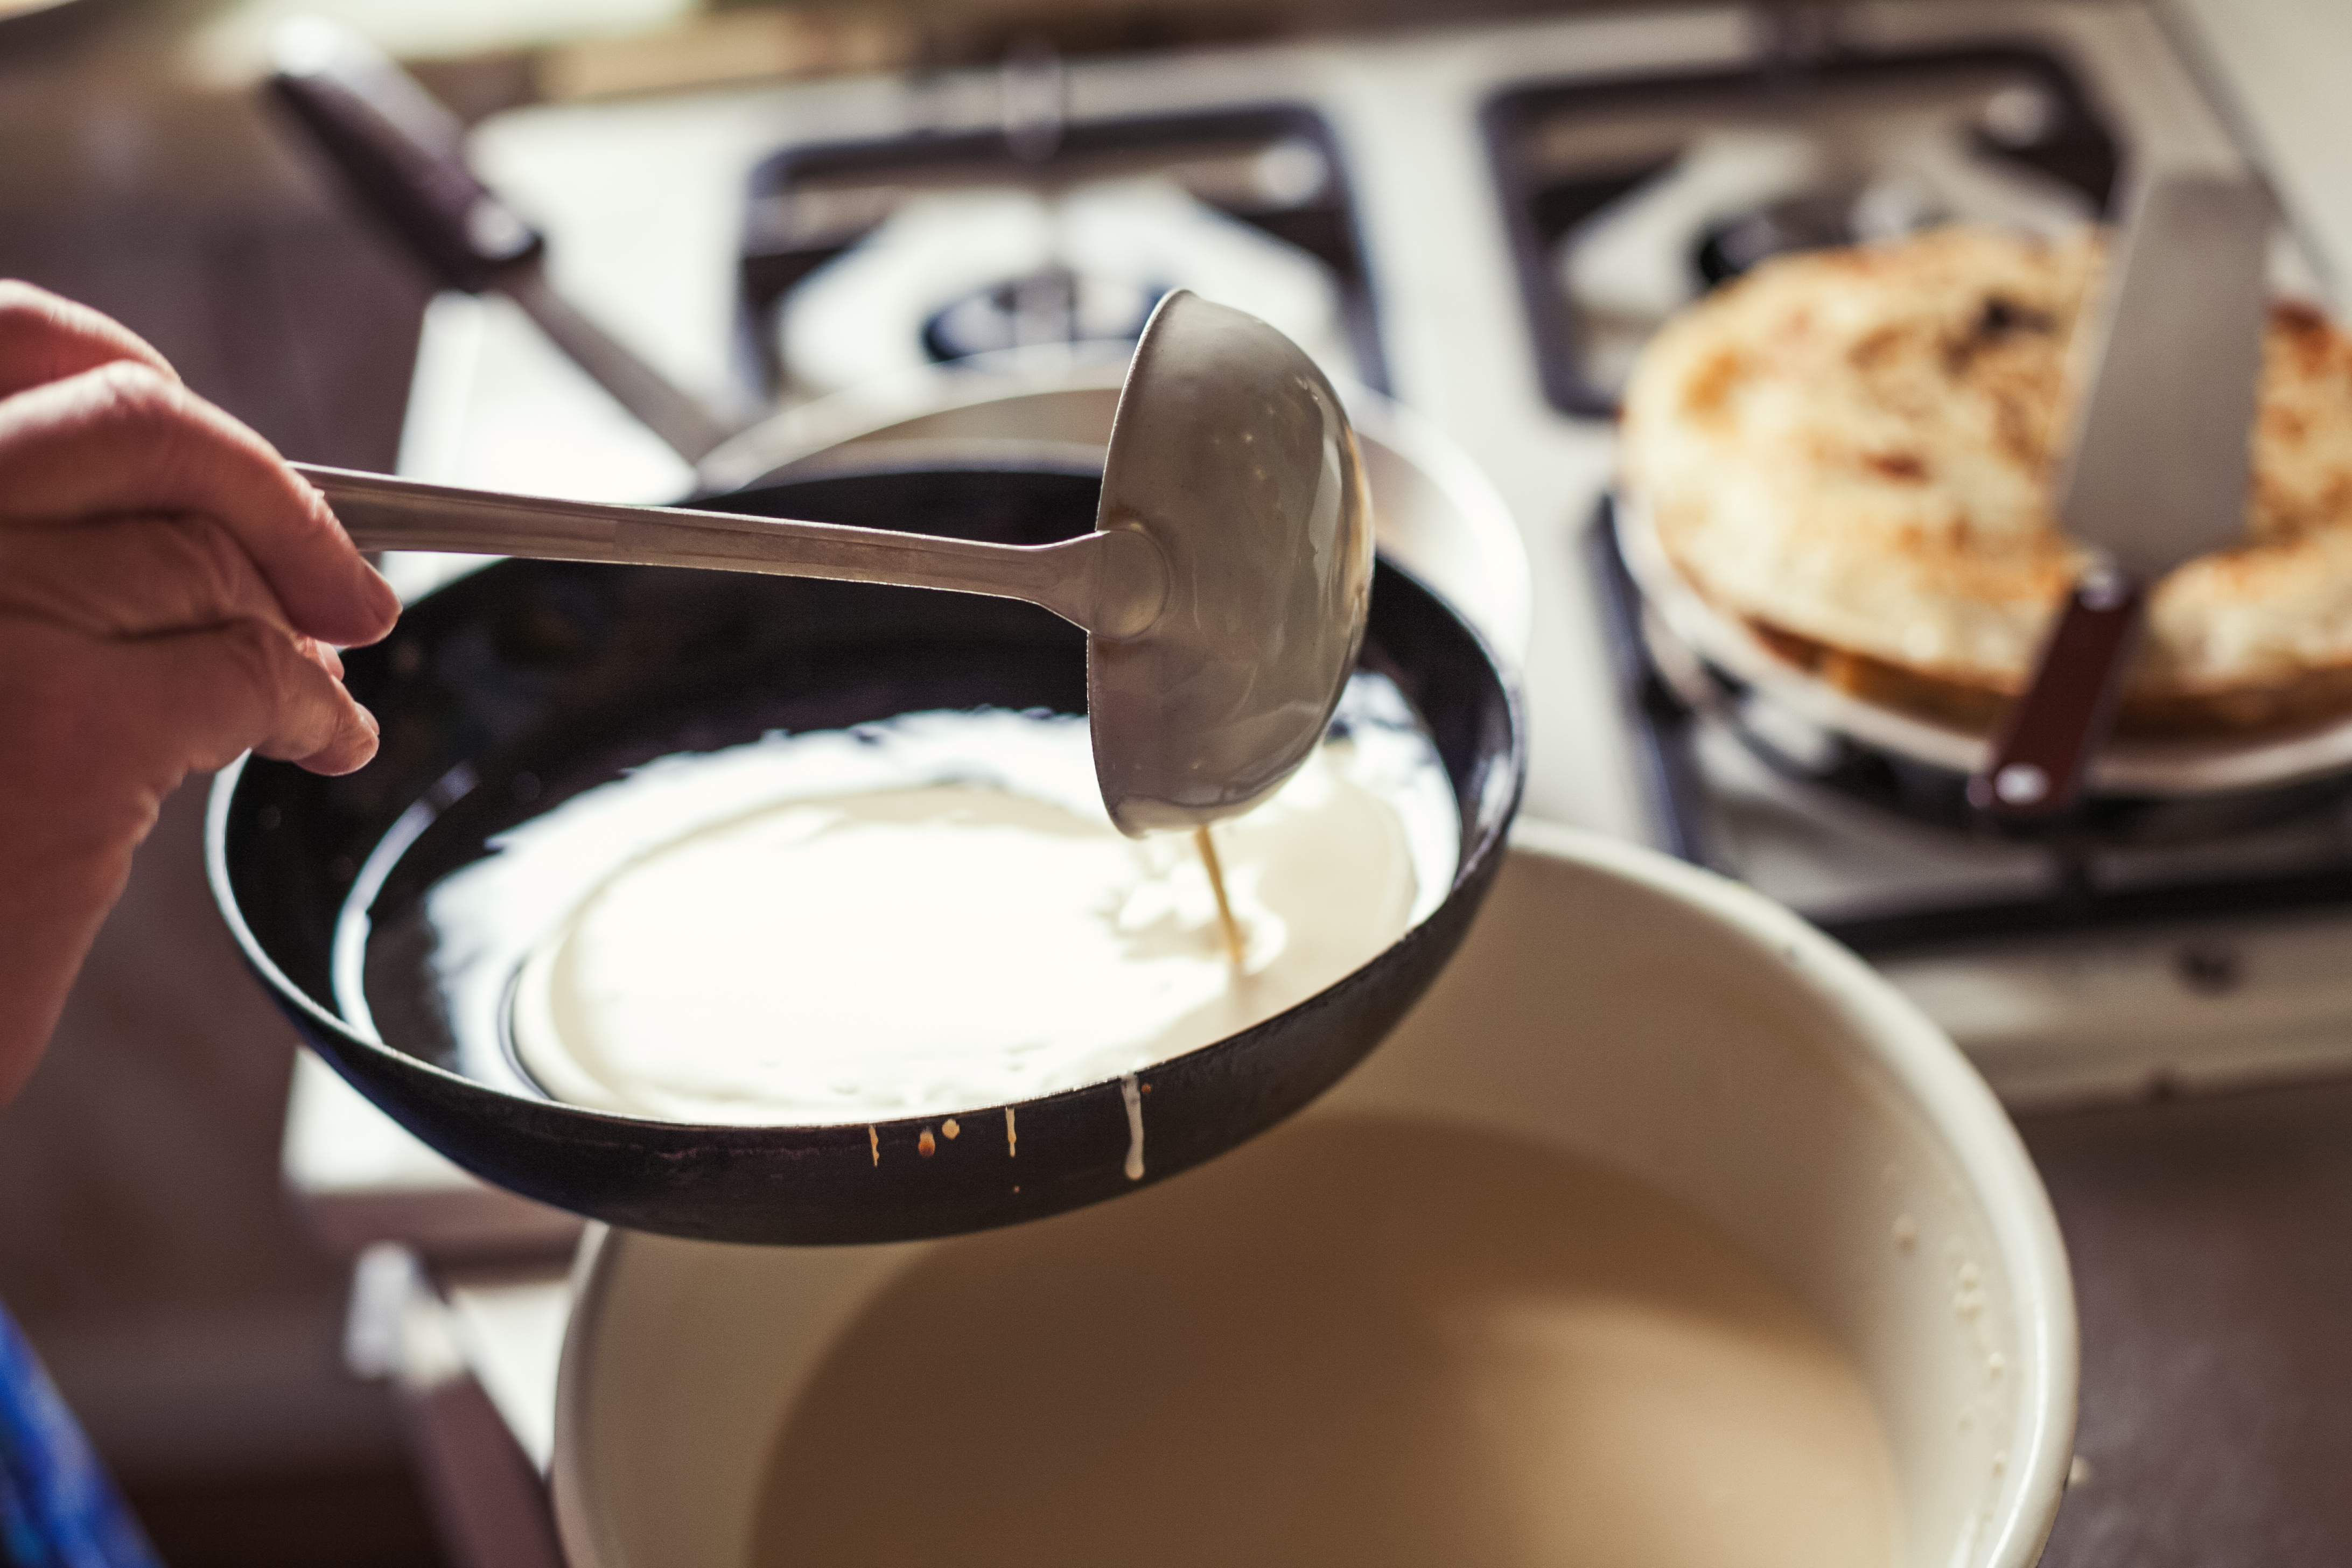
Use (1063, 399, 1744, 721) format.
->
(736, 104, 1385, 400)
(1485, 44, 2124, 418)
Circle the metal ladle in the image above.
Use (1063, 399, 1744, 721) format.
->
(301, 290, 1373, 836)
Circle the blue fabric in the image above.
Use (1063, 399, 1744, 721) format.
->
(0, 1304, 161, 1568)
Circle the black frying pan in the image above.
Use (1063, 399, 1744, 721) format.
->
(208, 459, 1523, 1245)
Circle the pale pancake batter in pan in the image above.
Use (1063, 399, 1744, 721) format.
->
(421, 677, 1457, 1125)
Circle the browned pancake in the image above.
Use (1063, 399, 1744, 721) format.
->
(1619, 225, 2352, 739)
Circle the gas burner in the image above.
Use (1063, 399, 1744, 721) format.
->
(1485, 46, 2123, 416)
(1691, 177, 1945, 285)
(738, 107, 1382, 402)
(773, 174, 1347, 395)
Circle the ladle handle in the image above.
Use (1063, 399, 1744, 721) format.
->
(301, 464, 1166, 639)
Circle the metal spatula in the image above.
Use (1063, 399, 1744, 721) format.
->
(1969, 173, 2272, 821)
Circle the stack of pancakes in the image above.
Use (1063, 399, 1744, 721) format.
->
(1620, 225, 2352, 738)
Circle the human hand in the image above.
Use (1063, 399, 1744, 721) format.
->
(0, 280, 400, 1100)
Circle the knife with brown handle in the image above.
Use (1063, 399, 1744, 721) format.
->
(268, 18, 744, 465)
(1969, 173, 2273, 821)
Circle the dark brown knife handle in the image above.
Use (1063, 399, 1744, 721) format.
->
(1968, 572, 2146, 821)
(269, 32, 542, 293)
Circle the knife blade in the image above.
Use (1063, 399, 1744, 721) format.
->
(2059, 174, 2272, 578)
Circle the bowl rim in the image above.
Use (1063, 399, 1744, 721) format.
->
(203, 555, 1519, 1137)
(703, 366, 1535, 664)
(206, 541, 1525, 1244)
(1503, 819, 2080, 1568)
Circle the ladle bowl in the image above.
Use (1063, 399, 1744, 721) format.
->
(209, 459, 1520, 1245)
(303, 290, 1370, 836)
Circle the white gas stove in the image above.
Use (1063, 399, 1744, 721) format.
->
(265, 8, 2352, 1556)
(302, 2, 2352, 1257)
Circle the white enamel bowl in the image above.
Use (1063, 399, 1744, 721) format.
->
(551, 824, 2076, 1568)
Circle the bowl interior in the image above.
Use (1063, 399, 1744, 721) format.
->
(553, 825, 2076, 1568)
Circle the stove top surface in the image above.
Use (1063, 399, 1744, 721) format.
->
(385, 0, 2352, 1105)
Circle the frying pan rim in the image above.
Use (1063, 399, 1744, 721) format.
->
(203, 551, 1524, 1153)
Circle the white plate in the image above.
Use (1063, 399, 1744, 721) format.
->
(1614, 489, 2352, 798)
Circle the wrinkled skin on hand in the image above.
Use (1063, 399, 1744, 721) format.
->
(0, 281, 398, 1102)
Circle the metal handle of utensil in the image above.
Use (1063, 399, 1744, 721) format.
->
(268, 20, 741, 464)
(300, 463, 1169, 640)
(1968, 570, 2146, 820)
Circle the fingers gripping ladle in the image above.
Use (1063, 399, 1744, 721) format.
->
(300, 290, 1374, 836)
